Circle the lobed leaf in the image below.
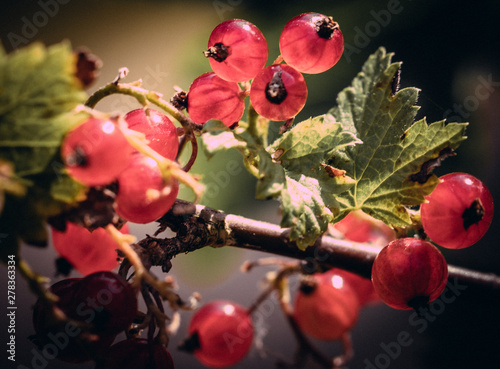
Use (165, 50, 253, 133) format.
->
(329, 47, 468, 226)
(0, 41, 89, 260)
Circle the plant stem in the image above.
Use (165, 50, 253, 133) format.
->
(151, 200, 500, 291)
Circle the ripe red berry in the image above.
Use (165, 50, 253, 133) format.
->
(250, 64, 307, 121)
(205, 19, 268, 82)
(279, 12, 344, 74)
(97, 339, 175, 369)
(322, 268, 380, 307)
(51, 222, 129, 276)
(421, 172, 494, 249)
(371, 238, 449, 310)
(114, 154, 179, 224)
(32, 278, 116, 363)
(61, 117, 134, 186)
(187, 72, 245, 127)
(333, 210, 396, 245)
(68, 271, 138, 336)
(124, 108, 179, 160)
(293, 272, 360, 340)
(185, 300, 254, 367)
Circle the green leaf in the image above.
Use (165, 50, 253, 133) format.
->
(0, 41, 89, 261)
(202, 115, 360, 250)
(329, 47, 468, 226)
(265, 115, 360, 248)
(0, 41, 88, 177)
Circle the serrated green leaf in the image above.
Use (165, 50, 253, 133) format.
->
(330, 47, 467, 226)
(0, 41, 89, 260)
(0, 41, 88, 177)
(202, 114, 360, 250)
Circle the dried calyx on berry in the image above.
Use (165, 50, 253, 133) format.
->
(203, 42, 231, 62)
(266, 70, 288, 104)
(314, 15, 339, 39)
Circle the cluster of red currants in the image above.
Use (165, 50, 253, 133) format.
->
(61, 109, 180, 225)
(372, 172, 494, 310)
(186, 12, 344, 126)
(33, 271, 174, 368)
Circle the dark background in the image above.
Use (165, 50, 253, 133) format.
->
(1, 0, 500, 368)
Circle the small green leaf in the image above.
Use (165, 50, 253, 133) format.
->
(330, 47, 467, 226)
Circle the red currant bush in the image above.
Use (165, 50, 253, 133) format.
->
(205, 19, 268, 82)
(181, 300, 254, 368)
(187, 72, 245, 127)
(61, 117, 134, 186)
(293, 272, 360, 341)
(371, 238, 449, 310)
(421, 172, 494, 249)
(279, 12, 344, 74)
(124, 108, 179, 160)
(96, 339, 175, 369)
(51, 222, 129, 276)
(250, 64, 308, 121)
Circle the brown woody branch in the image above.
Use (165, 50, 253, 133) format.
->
(135, 200, 500, 291)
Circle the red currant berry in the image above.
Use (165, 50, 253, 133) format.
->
(250, 64, 307, 121)
(279, 12, 344, 74)
(322, 268, 380, 307)
(115, 154, 179, 224)
(421, 172, 494, 249)
(51, 222, 129, 276)
(61, 117, 134, 186)
(124, 108, 179, 160)
(69, 271, 138, 336)
(371, 238, 448, 310)
(32, 278, 116, 363)
(293, 272, 360, 340)
(97, 339, 175, 369)
(333, 210, 396, 245)
(184, 300, 253, 368)
(205, 19, 268, 82)
(187, 72, 245, 127)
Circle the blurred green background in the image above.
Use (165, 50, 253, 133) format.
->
(1, 0, 500, 368)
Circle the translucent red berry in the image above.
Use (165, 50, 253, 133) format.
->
(205, 19, 268, 82)
(323, 268, 380, 307)
(421, 172, 494, 249)
(187, 72, 245, 127)
(51, 222, 129, 275)
(97, 339, 175, 369)
(293, 272, 360, 340)
(61, 117, 134, 186)
(115, 154, 179, 224)
(250, 64, 307, 121)
(371, 238, 449, 310)
(124, 108, 178, 160)
(184, 300, 254, 367)
(333, 210, 396, 245)
(279, 12, 344, 74)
